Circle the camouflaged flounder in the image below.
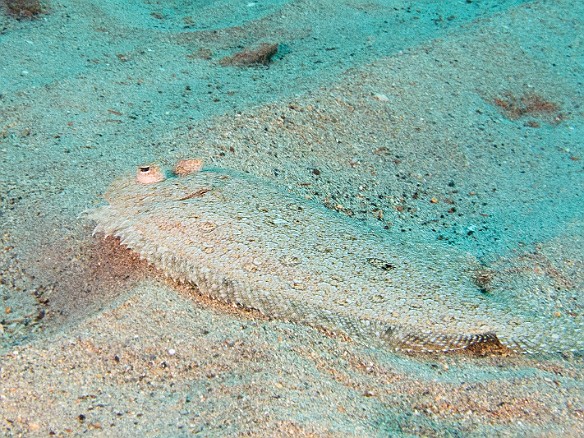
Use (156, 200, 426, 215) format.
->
(87, 164, 582, 354)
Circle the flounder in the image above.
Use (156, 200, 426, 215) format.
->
(87, 161, 582, 354)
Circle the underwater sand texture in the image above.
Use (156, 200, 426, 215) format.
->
(2, 0, 584, 435)
(88, 167, 582, 354)
(3, 283, 582, 437)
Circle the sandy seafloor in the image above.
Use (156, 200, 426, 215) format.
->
(0, 0, 583, 436)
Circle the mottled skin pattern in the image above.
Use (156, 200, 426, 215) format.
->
(87, 164, 582, 355)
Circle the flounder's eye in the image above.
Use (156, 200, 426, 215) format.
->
(136, 164, 165, 184)
(174, 159, 204, 176)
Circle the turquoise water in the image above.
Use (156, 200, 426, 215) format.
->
(2, 0, 580, 259)
(2, 0, 530, 118)
(0, 0, 583, 436)
(1, 0, 582, 358)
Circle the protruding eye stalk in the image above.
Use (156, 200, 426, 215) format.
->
(136, 164, 166, 184)
(174, 159, 204, 176)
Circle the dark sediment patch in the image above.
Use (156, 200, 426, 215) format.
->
(2, 0, 45, 19)
(219, 43, 280, 67)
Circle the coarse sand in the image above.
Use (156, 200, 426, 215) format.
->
(1, 0, 583, 436)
